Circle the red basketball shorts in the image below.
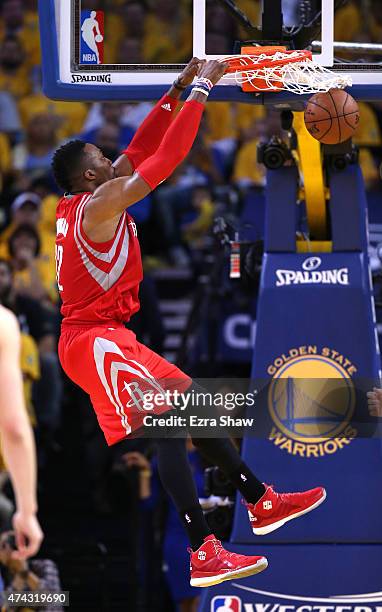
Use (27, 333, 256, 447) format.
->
(59, 324, 191, 445)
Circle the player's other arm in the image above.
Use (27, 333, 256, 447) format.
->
(0, 306, 43, 559)
(113, 58, 203, 177)
(84, 61, 226, 231)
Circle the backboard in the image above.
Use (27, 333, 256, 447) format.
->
(39, 0, 382, 104)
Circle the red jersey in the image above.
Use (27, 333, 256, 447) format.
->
(55, 192, 143, 327)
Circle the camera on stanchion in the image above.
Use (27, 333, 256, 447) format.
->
(257, 136, 294, 170)
(204, 467, 236, 497)
(323, 140, 359, 172)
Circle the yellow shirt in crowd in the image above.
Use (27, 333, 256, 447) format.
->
(18, 95, 88, 141)
(0, 196, 58, 304)
(20, 331, 40, 426)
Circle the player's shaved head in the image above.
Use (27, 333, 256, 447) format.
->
(52, 140, 88, 193)
(52, 140, 116, 193)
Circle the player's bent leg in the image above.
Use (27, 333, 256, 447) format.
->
(192, 438, 326, 536)
(185, 383, 326, 536)
(245, 484, 326, 536)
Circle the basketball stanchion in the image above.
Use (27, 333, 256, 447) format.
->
(199, 48, 382, 612)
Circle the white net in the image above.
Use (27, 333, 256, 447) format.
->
(221, 51, 352, 94)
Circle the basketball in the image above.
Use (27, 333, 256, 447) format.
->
(95, 34, 103, 43)
(304, 89, 360, 145)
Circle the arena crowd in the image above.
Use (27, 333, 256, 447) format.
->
(0, 1, 381, 610)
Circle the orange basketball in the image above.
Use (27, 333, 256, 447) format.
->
(304, 89, 360, 145)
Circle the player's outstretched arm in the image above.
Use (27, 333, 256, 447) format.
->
(83, 61, 226, 233)
(113, 58, 203, 177)
(0, 306, 43, 559)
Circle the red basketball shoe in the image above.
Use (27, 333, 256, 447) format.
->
(245, 484, 326, 535)
(189, 534, 268, 587)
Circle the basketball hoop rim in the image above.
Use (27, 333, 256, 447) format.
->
(221, 50, 313, 74)
(218, 47, 352, 94)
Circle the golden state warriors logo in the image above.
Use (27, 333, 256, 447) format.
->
(267, 346, 358, 457)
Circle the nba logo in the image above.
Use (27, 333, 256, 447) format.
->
(211, 596, 241, 612)
(80, 10, 104, 64)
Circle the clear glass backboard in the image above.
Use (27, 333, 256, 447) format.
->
(39, 0, 382, 102)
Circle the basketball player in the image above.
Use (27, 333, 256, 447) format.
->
(0, 306, 43, 559)
(52, 58, 326, 587)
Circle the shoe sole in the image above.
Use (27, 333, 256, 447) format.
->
(251, 489, 327, 536)
(190, 557, 268, 588)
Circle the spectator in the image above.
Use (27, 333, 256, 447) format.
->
(0, 0, 40, 68)
(0, 531, 63, 612)
(93, 122, 123, 163)
(23, 0, 39, 29)
(12, 113, 59, 178)
(18, 68, 88, 142)
(8, 224, 57, 304)
(29, 177, 59, 237)
(0, 192, 41, 250)
(144, 0, 192, 63)
(233, 112, 282, 190)
(0, 257, 56, 346)
(334, 1, 360, 43)
(0, 129, 12, 195)
(0, 192, 56, 295)
(82, 100, 154, 136)
(0, 91, 21, 142)
(104, 0, 148, 64)
(117, 37, 145, 65)
(0, 470, 14, 532)
(353, 103, 382, 190)
(0, 35, 31, 99)
(206, 3, 238, 51)
(182, 186, 215, 250)
(236, 0, 261, 37)
(19, 329, 40, 428)
(122, 0, 147, 41)
(81, 102, 135, 152)
(368, 0, 382, 42)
